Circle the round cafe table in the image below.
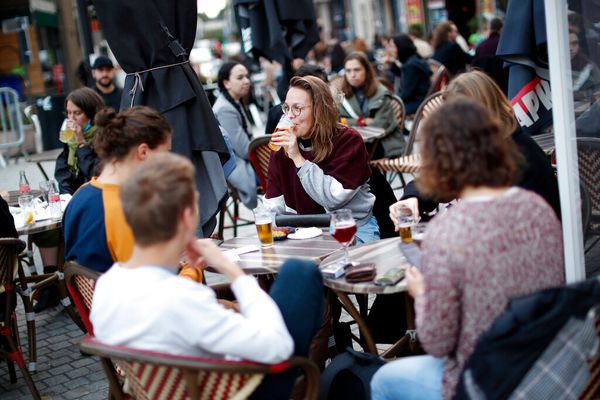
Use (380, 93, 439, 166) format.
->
(321, 237, 421, 357)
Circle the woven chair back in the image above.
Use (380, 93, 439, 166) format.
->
(577, 138, 600, 237)
(248, 136, 272, 191)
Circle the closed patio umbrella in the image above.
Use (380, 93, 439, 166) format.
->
(497, 0, 553, 135)
(234, 0, 320, 64)
(93, 0, 230, 237)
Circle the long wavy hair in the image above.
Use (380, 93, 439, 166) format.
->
(446, 71, 519, 138)
(432, 21, 454, 50)
(289, 76, 341, 163)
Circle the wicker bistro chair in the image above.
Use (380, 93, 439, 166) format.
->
(370, 91, 445, 187)
(425, 60, 451, 98)
(63, 261, 100, 335)
(577, 138, 600, 253)
(0, 238, 41, 400)
(248, 135, 272, 192)
(80, 336, 320, 400)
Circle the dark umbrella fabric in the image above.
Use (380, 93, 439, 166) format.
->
(497, 0, 553, 135)
(234, 0, 320, 64)
(93, 0, 230, 237)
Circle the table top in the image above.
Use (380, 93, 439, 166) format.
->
(17, 218, 61, 236)
(2, 190, 43, 207)
(321, 237, 420, 295)
(25, 148, 62, 163)
(531, 132, 555, 156)
(220, 233, 341, 275)
(352, 126, 386, 143)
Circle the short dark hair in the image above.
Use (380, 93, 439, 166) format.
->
(490, 17, 503, 33)
(94, 106, 172, 161)
(417, 97, 522, 200)
(65, 87, 105, 122)
(392, 34, 417, 63)
(294, 64, 328, 83)
(121, 153, 197, 247)
(408, 24, 424, 39)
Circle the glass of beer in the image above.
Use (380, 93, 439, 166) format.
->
(253, 207, 274, 248)
(59, 119, 76, 143)
(393, 204, 416, 243)
(269, 115, 293, 151)
(330, 209, 357, 264)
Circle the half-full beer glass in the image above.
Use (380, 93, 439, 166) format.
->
(269, 115, 293, 151)
(253, 207, 273, 248)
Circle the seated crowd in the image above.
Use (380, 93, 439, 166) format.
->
(35, 19, 581, 398)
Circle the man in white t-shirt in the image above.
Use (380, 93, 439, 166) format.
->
(90, 153, 324, 399)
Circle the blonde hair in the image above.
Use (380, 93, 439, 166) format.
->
(289, 76, 341, 163)
(446, 71, 518, 138)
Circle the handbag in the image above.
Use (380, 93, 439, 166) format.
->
(345, 263, 376, 283)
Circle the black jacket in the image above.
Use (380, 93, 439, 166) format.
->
(54, 144, 99, 195)
(432, 41, 473, 76)
(398, 55, 432, 114)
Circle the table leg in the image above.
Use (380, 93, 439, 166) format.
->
(333, 289, 378, 355)
(36, 162, 49, 181)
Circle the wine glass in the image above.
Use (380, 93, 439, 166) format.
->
(330, 209, 357, 264)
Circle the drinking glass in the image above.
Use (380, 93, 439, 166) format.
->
(269, 115, 293, 151)
(253, 207, 273, 248)
(59, 119, 76, 143)
(392, 204, 416, 243)
(411, 223, 427, 246)
(39, 180, 58, 203)
(18, 194, 35, 225)
(330, 209, 357, 264)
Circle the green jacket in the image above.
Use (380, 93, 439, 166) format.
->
(339, 84, 405, 157)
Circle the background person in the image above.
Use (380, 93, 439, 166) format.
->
(54, 87, 104, 195)
(391, 34, 432, 114)
(90, 153, 324, 400)
(91, 55, 123, 110)
(265, 75, 379, 243)
(371, 98, 564, 400)
(213, 62, 258, 210)
(431, 21, 474, 76)
(63, 106, 171, 273)
(338, 51, 405, 159)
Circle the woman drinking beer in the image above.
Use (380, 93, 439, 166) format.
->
(264, 75, 379, 243)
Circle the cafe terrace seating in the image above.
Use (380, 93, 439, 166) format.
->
(64, 261, 321, 399)
(370, 91, 445, 187)
(0, 237, 41, 399)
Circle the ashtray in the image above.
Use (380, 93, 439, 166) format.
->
(273, 227, 291, 241)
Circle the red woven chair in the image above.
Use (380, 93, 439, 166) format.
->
(425, 60, 451, 98)
(248, 135, 272, 192)
(0, 238, 41, 399)
(63, 261, 100, 335)
(577, 138, 600, 253)
(80, 336, 320, 400)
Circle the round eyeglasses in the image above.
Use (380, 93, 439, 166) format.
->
(281, 103, 311, 117)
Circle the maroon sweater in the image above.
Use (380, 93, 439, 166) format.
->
(266, 126, 373, 221)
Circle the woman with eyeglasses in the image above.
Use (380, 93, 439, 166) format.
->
(54, 87, 105, 194)
(338, 51, 405, 159)
(265, 76, 380, 243)
(213, 62, 258, 210)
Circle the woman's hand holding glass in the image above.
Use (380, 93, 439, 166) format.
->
(389, 198, 419, 231)
(273, 127, 305, 167)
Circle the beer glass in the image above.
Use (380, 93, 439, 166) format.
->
(392, 204, 416, 243)
(18, 195, 35, 225)
(330, 209, 357, 264)
(59, 119, 76, 143)
(253, 207, 273, 248)
(269, 115, 293, 151)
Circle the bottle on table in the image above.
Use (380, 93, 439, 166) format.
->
(19, 170, 31, 194)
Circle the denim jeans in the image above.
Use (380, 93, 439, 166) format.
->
(355, 215, 380, 244)
(371, 355, 444, 400)
(249, 259, 324, 400)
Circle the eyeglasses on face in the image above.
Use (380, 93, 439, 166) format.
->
(281, 103, 311, 117)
